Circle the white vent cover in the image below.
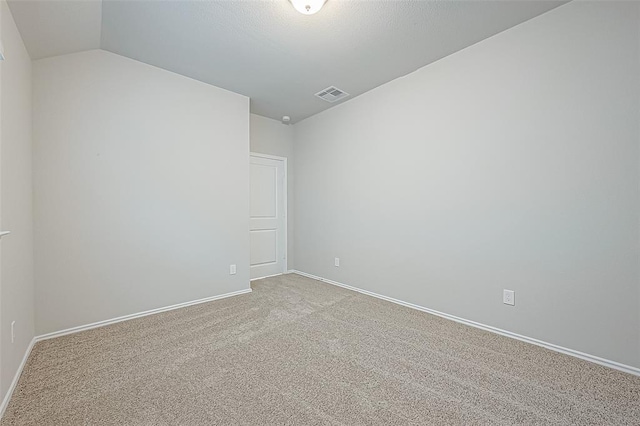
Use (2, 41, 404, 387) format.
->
(315, 86, 350, 103)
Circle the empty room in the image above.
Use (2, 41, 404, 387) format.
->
(1, 0, 639, 424)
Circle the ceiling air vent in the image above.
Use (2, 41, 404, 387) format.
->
(315, 86, 350, 103)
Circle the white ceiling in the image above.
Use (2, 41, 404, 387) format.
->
(8, 0, 566, 123)
(7, 0, 101, 59)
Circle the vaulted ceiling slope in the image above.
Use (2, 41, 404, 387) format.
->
(8, 0, 566, 123)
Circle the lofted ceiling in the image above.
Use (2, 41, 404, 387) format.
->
(8, 0, 566, 123)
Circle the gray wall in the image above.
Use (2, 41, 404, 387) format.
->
(33, 50, 250, 335)
(293, 1, 640, 367)
(0, 0, 34, 401)
(250, 114, 295, 269)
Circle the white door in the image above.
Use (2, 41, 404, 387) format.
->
(250, 154, 286, 279)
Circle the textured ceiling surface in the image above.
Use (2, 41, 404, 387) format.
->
(8, 0, 566, 123)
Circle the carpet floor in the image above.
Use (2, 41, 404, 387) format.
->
(2, 273, 639, 425)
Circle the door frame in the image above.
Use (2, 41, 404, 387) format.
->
(249, 152, 288, 277)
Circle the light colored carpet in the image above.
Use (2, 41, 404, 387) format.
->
(2, 273, 640, 425)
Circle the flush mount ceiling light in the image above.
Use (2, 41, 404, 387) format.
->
(290, 0, 326, 15)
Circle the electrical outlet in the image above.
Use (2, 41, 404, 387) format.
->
(334, 257, 340, 267)
(11, 321, 15, 343)
(230, 264, 236, 275)
(503, 289, 515, 306)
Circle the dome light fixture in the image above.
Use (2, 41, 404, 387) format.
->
(290, 0, 326, 15)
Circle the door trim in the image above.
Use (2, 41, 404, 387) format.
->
(250, 152, 288, 273)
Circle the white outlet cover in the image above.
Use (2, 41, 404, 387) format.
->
(334, 258, 340, 267)
(230, 264, 237, 275)
(503, 289, 515, 306)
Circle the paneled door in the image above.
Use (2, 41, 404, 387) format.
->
(250, 154, 286, 280)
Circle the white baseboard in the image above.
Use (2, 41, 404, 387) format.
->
(250, 270, 296, 282)
(250, 273, 283, 281)
(36, 288, 252, 342)
(0, 337, 36, 418)
(291, 270, 640, 377)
